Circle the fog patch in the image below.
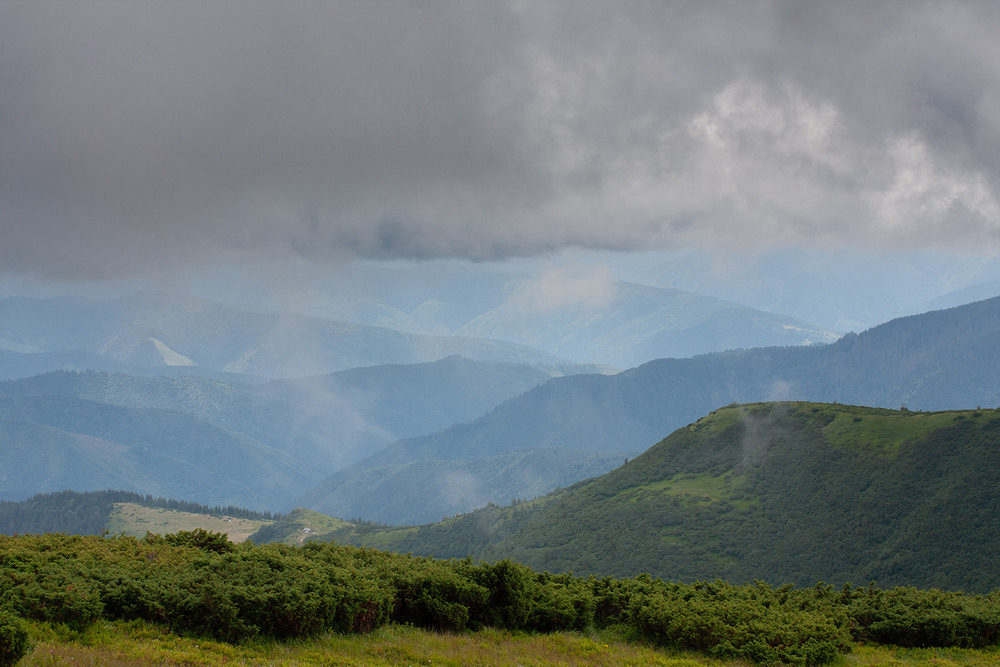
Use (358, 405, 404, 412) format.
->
(268, 374, 396, 473)
(509, 263, 618, 312)
(766, 379, 796, 402)
(738, 404, 793, 467)
(439, 469, 483, 514)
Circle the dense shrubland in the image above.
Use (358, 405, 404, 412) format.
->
(2, 531, 1000, 666)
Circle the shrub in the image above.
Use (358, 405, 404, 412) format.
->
(0, 610, 31, 667)
(462, 559, 534, 630)
(527, 573, 595, 632)
(387, 559, 488, 631)
(630, 581, 850, 665)
(163, 529, 234, 554)
(846, 585, 1000, 648)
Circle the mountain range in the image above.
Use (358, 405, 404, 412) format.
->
(0, 286, 836, 380)
(301, 295, 1000, 524)
(0, 356, 557, 507)
(0, 292, 577, 380)
(4, 290, 1000, 524)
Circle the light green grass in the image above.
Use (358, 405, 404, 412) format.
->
(821, 407, 993, 454)
(20, 621, 739, 666)
(20, 620, 1000, 666)
(105, 503, 271, 543)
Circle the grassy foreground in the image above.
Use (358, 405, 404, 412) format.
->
(15, 620, 1000, 667)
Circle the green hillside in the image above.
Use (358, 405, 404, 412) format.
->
(246, 507, 351, 545)
(316, 402, 1000, 593)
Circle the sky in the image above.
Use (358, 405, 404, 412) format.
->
(2, 0, 1000, 283)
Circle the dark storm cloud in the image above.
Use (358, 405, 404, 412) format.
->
(2, 1, 999, 279)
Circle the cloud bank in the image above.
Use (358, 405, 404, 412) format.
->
(2, 1, 1000, 279)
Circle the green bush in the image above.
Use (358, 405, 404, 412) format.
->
(527, 573, 595, 632)
(845, 585, 1000, 648)
(462, 559, 533, 630)
(163, 528, 234, 554)
(4, 532, 1000, 664)
(630, 581, 850, 666)
(0, 609, 31, 667)
(387, 559, 488, 631)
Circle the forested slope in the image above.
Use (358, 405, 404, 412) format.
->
(319, 402, 1000, 593)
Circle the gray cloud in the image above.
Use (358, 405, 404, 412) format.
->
(2, 0, 1000, 279)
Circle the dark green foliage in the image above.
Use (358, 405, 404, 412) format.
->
(0, 609, 30, 667)
(844, 584, 1000, 648)
(163, 528, 236, 554)
(628, 581, 851, 665)
(2, 532, 999, 665)
(462, 559, 533, 630)
(527, 572, 595, 632)
(384, 558, 487, 631)
(0, 535, 105, 630)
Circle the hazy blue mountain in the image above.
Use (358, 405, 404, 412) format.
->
(0, 292, 576, 380)
(0, 348, 260, 383)
(638, 248, 1000, 332)
(157, 263, 843, 366)
(301, 296, 1000, 523)
(0, 356, 559, 486)
(457, 280, 837, 367)
(917, 278, 1000, 313)
(296, 447, 626, 525)
(0, 395, 312, 509)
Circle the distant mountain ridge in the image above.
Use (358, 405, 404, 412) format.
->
(0, 357, 559, 507)
(312, 402, 1000, 593)
(301, 295, 1000, 524)
(457, 279, 837, 367)
(0, 292, 579, 380)
(0, 283, 839, 381)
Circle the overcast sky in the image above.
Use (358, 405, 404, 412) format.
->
(3, 0, 1000, 280)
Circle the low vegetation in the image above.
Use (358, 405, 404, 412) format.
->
(3, 531, 1000, 666)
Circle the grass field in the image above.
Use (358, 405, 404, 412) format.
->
(16, 620, 1000, 666)
(105, 503, 272, 543)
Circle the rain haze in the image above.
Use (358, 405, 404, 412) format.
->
(2, 0, 999, 288)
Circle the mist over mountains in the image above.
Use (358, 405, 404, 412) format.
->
(3, 268, 1000, 525)
(0, 292, 577, 381)
(0, 356, 559, 506)
(0, 282, 840, 378)
(300, 294, 1000, 523)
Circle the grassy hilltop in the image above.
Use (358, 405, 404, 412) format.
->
(311, 402, 1000, 592)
